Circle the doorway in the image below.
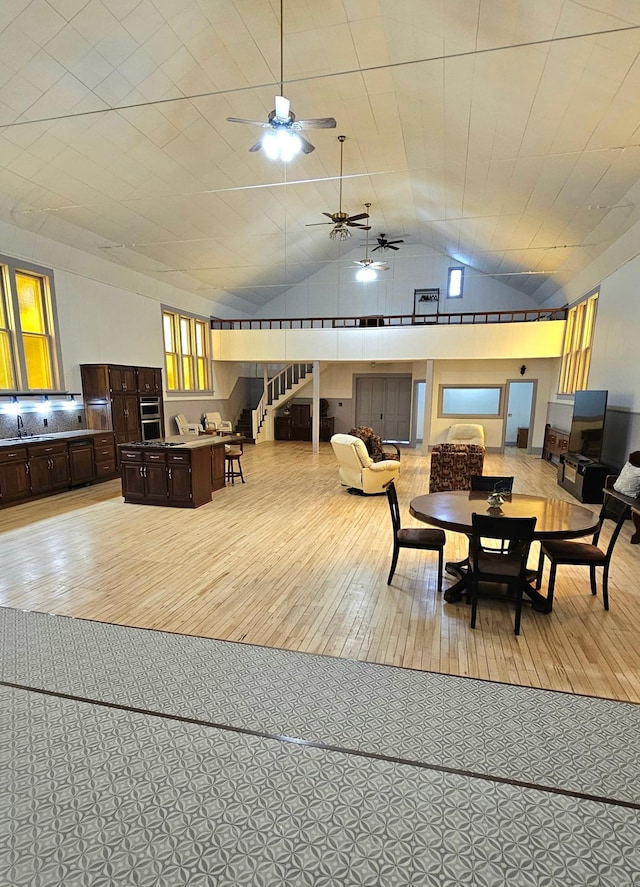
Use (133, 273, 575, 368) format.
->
(504, 380, 536, 450)
(355, 376, 412, 442)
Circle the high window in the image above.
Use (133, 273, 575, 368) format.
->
(163, 309, 210, 392)
(447, 266, 464, 299)
(558, 292, 598, 394)
(0, 258, 60, 391)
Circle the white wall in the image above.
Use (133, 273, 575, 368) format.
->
(252, 245, 542, 319)
(431, 359, 560, 451)
(0, 217, 240, 395)
(214, 320, 565, 363)
(541, 221, 640, 456)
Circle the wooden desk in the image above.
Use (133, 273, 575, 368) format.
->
(409, 491, 599, 609)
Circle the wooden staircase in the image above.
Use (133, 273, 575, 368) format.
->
(252, 363, 317, 443)
(235, 409, 254, 442)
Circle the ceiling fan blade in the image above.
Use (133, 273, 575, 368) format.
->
(299, 135, 316, 154)
(274, 95, 290, 120)
(388, 244, 400, 250)
(248, 139, 263, 153)
(295, 117, 337, 129)
(322, 212, 336, 219)
(388, 239, 405, 245)
(371, 244, 382, 252)
(306, 221, 334, 226)
(347, 222, 371, 229)
(227, 116, 267, 127)
(347, 212, 369, 222)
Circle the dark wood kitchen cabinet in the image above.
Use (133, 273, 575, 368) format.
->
(111, 395, 140, 447)
(0, 446, 30, 504)
(211, 444, 225, 491)
(0, 431, 117, 509)
(68, 439, 95, 486)
(137, 367, 162, 394)
(81, 364, 164, 458)
(27, 441, 70, 495)
(92, 433, 117, 479)
(119, 440, 227, 508)
(120, 450, 168, 503)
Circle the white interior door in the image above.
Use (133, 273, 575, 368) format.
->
(504, 380, 535, 448)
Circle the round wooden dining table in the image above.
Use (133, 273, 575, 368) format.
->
(409, 491, 599, 610)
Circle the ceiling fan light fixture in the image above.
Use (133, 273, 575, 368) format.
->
(356, 265, 377, 282)
(262, 128, 302, 161)
(330, 226, 351, 241)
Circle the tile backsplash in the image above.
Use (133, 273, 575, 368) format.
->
(0, 409, 86, 440)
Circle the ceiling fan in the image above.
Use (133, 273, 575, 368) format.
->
(226, 0, 336, 159)
(371, 233, 405, 252)
(306, 136, 370, 240)
(227, 96, 336, 158)
(354, 205, 389, 280)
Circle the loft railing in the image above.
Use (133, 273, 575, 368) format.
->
(211, 307, 566, 330)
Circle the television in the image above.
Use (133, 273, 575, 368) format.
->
(568, 389, 608, 461)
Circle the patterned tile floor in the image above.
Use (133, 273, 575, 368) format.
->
(2, 607, 640, 885)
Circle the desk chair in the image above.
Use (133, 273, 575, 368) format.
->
(224, 440, 245, 485)
(469, 513, 537, 635)
(386, 481, 446, 591)
(535, 492, 630, 610)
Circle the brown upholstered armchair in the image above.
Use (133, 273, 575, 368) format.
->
(349, 426, 401, 462)
(428, 443, 485, 493)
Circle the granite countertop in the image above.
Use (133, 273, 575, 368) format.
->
(119, 434, 243, 451)
(0, 430, 106, 448)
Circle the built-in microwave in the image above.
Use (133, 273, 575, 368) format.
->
(139, 397, 161, 419)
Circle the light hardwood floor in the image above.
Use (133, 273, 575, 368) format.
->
(1, 442, 639, 701)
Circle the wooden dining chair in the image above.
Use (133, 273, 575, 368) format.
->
(469, 475, 516, 553)
(470, 475, 514, 493)
(535, 492, 630, 610)
(386, 480, 446, 591)
(469, 513, 537, 635)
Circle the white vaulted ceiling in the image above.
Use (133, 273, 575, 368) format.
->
(2, 0, 640, 313)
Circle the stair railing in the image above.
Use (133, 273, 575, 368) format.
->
(252, 362, 313, 441)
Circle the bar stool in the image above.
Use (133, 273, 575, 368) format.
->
(224, 440, 245, 485)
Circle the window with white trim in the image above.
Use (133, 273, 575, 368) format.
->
(163, 309, 210, 392)
(0, 257, 60, 391)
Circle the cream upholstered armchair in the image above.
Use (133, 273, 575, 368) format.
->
(174, 414, 201, 435)
(203, 411, 233, 432)
(446, 423, 485, 447)
(330, 433, 400, 495)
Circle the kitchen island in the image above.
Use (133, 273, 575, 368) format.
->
(119, 433, 242, 508)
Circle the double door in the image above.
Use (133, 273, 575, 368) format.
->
(355, 376, 412, 442)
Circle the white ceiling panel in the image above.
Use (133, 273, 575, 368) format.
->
(1, 0, 640, 309)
